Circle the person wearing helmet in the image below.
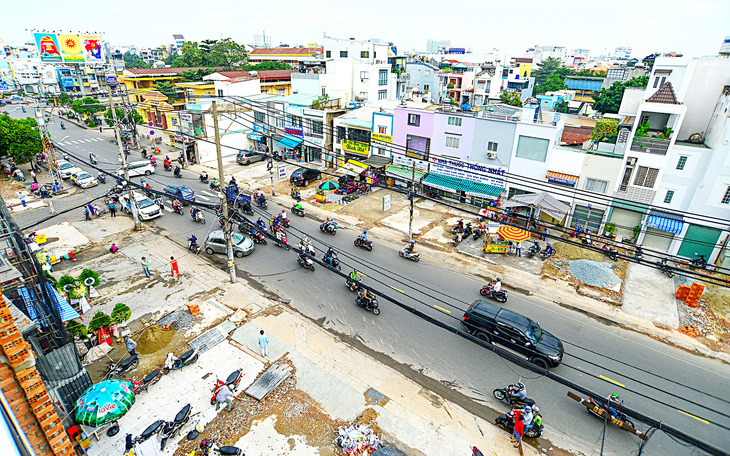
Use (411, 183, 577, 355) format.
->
(521, 405, 534, 434)
(510, 382, 527, 401)
(492, 278, 502, 293)
(280, 208, 287, 220)
(606, 393, 621, 419)
(358, 230, 368, 243)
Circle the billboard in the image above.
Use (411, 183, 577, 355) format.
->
(33, 32, 103, 63)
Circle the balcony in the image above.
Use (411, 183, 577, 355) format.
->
(630, 137, 670, 155)
(613, 185, 656, 205)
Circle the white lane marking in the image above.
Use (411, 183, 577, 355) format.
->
(200, 190, 218, 197)
(196, 195, 211, 201)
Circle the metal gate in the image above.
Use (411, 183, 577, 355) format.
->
(609, 208, 643, 240)
(642, 227, 673, 252)
(677, 225, 721, 260)
(573, 205, 605, 233)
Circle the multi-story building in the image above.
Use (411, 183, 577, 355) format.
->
(404, 61, 440, 103)
(170, 34, 185, 55)
(613, 47, 632, 59)
(525, 45, 566, 64)
(426, 39, 451, 54)
(247, 47, 325, 72)
(205, 70, 297, 96)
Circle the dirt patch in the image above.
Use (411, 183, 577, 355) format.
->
(0, 177, 28, 202)
(353, 408, 381, 434)
(554, 240, 606, 262)
(135, 324, 175, 354)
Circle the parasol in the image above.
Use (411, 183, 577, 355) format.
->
(497, 225, 531, 243)
(318, 181, 339, 190)
(75, 379, 135, 434)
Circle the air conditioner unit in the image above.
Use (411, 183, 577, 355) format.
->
(486, 152, 497, 159)
(627, 157, 637, 166)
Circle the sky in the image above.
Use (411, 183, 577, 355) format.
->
(3, 0, 729, 60)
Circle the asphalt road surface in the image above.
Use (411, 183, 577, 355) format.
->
(9, 107, 730, 456)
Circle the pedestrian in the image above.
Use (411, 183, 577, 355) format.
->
(30, 170, 37, 183)
(258, 329, 269, 357)
(141, 256, 152, 278)
(108, 201, 117, 217)
(170, 256, 180, 279)
(515, 241, 522, 257)
(18, 192, 25, 208)
(214, 384, 241, 412)
(124, 335, 137, 356)
(49, 201, 56, 214)
(512, 408, 525, 448)
(84, 207, 91, 221)
(87, 203, 95, 217)
(40, 186, 46, 199)
(99, 125, 103, 133)
(110, 243, 119, 254)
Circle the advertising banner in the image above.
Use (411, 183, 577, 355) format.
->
(285, 125, 303, 137)
(342, 139, 369, 156)
(371, 133, 392, 144)
(57, 34, 84, 63)
(81, 35, 104, 63)
(428, 158, 506, 188)
(33, 32, 103, 63)
(34, 33, 63, 63)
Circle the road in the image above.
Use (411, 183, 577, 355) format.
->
(9, 108, 730, 456)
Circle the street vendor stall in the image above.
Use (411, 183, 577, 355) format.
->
(482, 225, 531, 254)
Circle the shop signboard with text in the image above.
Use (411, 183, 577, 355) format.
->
(371, 133, 393, 144)
(342, 139, 369, 156)
(393, 155, 428, 171)
(429, 157, 506, 188)
(285, 126, 303, 137)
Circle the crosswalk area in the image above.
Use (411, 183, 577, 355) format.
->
(58, 137, 105, 146)
(160, 190, 219, 213)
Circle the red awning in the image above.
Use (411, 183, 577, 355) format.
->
(546, 171, 578, 184)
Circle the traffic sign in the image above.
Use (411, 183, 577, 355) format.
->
(149, 130, 155, 136)
(148, 122, 153, 127)
(277, 164, 287, 180)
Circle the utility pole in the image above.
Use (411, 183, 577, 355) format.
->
(212, 101, 237, 283)
(176, 112, 188, 168)
(107, 85, 140, 230)
(408, 161, 416, 242)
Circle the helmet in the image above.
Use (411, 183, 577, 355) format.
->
(282, 210, 285, 213)
(611, 393, 619, 399)
(532, 406, 539, 413)
(517, 382, 525, 390)
(524, 406, 532, 413)
(496, 278, 501, 282)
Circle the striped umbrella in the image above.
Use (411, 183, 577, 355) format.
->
(497, 225, 531, 243)
(318, 181, 339, 190)
(75, 379, 135, 428)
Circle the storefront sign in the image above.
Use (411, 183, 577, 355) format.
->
(105, 75, 117, 85)
(173, 133, 194, 143)
(383, 194, 391, 212)
(393, 155, 428, 171)
(371, 133, 392, 144)
(304, 137, 324, 147)
(254, 124, 268, 134)
(429, 161, 506, 188)
(180, 113, 193, 123)
(285, 126, 303, 137)
(342, 139, 369, 155)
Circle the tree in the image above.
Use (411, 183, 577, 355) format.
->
(151, 81, 178, 98)
(172, 41, 205, 67)
(500, 91, 523, 107)
(0, 114, 43, 164)
(209, 38, 248, 68)
(312, 94, 330, 110)
(555, 100, 570, 113)
(590, 118, 619, 143)
(123, 51, 149, 69)
(243, 61, 293, 71)
(163, 54, 176, 66)
(104, 108, 143, 127)
(181, 68, 214, 82)
(71, 97, 105, 117)
(591, 75, 649, 114)
(541, 73, 567, 92)
(531, 57, 564, 87)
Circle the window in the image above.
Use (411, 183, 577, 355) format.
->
(322, 87, 326, 96)
(477, 81, 486, 90)
(326, 50, 331, 58)
(360, 51, 369, 58)
(378, 126, 387, 134)
(378, 70, 388, 86)
(447, 116, 462, 126)
(359, 71, 369, 80)
(425, 70, 431, 76)
(445, 136, 460, 149)
(407, 113, 420, 126)
(340, 51, 348, 58)
(277, 88, 285, 95)
(633, 166, 659, 188)
(347, 128, 371, 143)
(290, 116, 302, 128)
(217, 89, 223, 97)
(487, 142, 498, 152)
(722, 187, 730, 204)
(378, 90, 387, 100)
(653, 77, 660, 88)
(660, 76, 666, 86)
(619, 167, 633, 191)
(359, 91, 368, 101)
(664, 190, 675, 204)
(584, 178, 608, 193)
(515, 136, 549, 162)
(336, 126, 346, 141)
(254, 111, 265, 123)
(275, 117, 285, 128)
(423, 84, 429, 92)
(676, 156, 687, 170)
(312, 120, 323, 135)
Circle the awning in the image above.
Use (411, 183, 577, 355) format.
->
(338, 159, 368, 176)
(503, 191, 570, 221)
(17, 283, 80, 324)
(247, 132, 263, 141)
(546, 171, 578, 185)
(362, 155, 392, 168)
(276, 135, 302, 149)
(422, 173, 503, 199)
(646, 210, 684, 234)
(385, 164, 426, 181)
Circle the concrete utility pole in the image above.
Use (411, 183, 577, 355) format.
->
(176, 112, 188, 168)
(212, 101, 237, 283)
(408, 162, 416, 242)
(107, 85, 141, 230)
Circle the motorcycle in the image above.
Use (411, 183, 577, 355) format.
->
(588, 397, 634, 428)
(60, 122, 65, 130)
(210, 369, 243, 405)
(164, 163, 172, 172)
(132, 369, 163, 395)
(97, 173, 106, 184)
(200, 173, 209, 183)
(463, 222, 473, 237)
(299, 242, 315, 256)
(275, 232, 291, 250)
(291, 187, 301, 202)
(322, 252, 341, 271)
(257, 196, 268, 209)
(173, 169, 182, 178)
(691, 253, 707, 270)
(276, 214, 291, 228)
(159, 404, 191, 450)
(298, 255, 315, 271)
(356, 290, 380, 315)
(172, 205, 184, 215)
(192, 211, 206, 224)
(399, 247, 420, 262)
(452, 219, 464, 234)
(425, 189, 442, 200)
(210, 181, 220, 191)
(249, 230, 267, 245)
(495, 410, 542, 439)
(241, 203, 254, 216)
(492, 386, 536, 407)
(292, 205, 305, 217)
(188, 237, 199, 252)
(472, 227, 484, 241)
(526, 240, 541, 259)
(453, 232, 464, 246)
(540, 244, 555, 260)
(90, 155, 98, 164)
(135, 419, 165, 445)
(346, 278, 361, 292)
(106, 354, 139, 378)
(162, 349, 199, 374)
(658, 258, 674, 278)
(320, 220, 338, 235)
(354, 237, 373, 251)
(199, 438, 243, 456)
(480, 285, 508, 303)
(601, 244, 618, 261)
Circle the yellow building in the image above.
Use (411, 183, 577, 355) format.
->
(175, 81, 215, 103)
(204, 70, 297, 96)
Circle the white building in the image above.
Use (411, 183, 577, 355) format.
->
(525, 45, 566, 64)
(323, 36, 389, 64)
(426, 39, 451, 54)
(8, 58, 59, 94)
(613, 47, 632, 59)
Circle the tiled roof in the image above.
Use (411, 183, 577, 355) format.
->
(124, 67, 221, 76)
(217, 70, 297, 81)
(646, 82, 680, 104)
(250, 47, 322, 55)
(561, 126, 593, 145)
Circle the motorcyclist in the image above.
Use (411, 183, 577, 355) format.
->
(298, 251, 310, 267)
(293, 201, 304, 212)
(357, 230, 368, 243)
(254, 188, 263, 200)
(172, 199, 182, 213)
(190, 206, 199, 221)
(141, 148, 147, 158)
(280, 209, 288, 220)
(97, 172, 106, 183)
(188, 234, 198, 251)
(163, 158, 171, 169)
(241, 198, 252, 213)
(150, 156, 156, 166)
(257, 193, 266, 206)
(229, 176, 237, 187)
(349, 269, 362, 291)
(256, 217, 266, 231)
(521, 406, 534, 432)
(211, 177, 220, 189)
(360, 287, 373, 307)
(291, 186, 300, 200)
(325, 246, 338, 265)
(509, 382, 527, 402)
(200, 171, 209, 182)
(174, 166, 181, 177)
(488, 278, 502, 295)
(405, 240, 416, 254)
(606, 393, 621, 419)
(60, 121, 65, 129)
(89, 153, 97, 164)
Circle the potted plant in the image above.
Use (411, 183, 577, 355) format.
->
(632, 224, 642, 242)
(604, 222, 617, 239)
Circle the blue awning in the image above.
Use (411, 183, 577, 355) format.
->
(45, 283, 80, 322)
(17, 284, 80, 324)
(276, 135, 303, 149)
(422, 173, 503, 199)
(247, 132, 263, 141)
(647, 214, 684, 234)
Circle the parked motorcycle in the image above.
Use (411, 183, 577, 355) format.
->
(356, 290, 380, 315)
(399, 246, 420, 262)
(132, 369, 163, 395)
(453, 232, 464, 246)
(162, 349, 199, 374)
(526, 240, 541, 259)
(495, 410, 542, 439)
(634, 244, 643, 261)
(159, 404, 191, 450)
(425, 189, 442, 200)
(134, 419, 164, 445)
(480, 285, 508, 303)
(354, 237, 373, 251)
(691, 253, 707, 270)
(658, 258, 674, 278)
(492, 386, 536, 407)
(106, 354, 139, 378)
(452, 219, 464, 234)
(472, 227, 484, 241)
(298, 254, 315, 271)
(292, 204, 305, 217)
(601, 243, 619, 261)
(210, 369, 243, 405)
(463, 222, 473, 237)
(199, 438, 243, 456)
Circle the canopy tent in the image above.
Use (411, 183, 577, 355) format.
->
(502, 192, 570, 221)
(338, 159, 368, 177)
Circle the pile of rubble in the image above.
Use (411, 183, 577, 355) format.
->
(335, 423, 380, 455)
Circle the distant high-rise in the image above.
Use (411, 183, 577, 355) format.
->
(613, 46, 632, 59)
(254, 31, 272, 48)
(171, 34, 185, 55)
(426, 39, 451, 54)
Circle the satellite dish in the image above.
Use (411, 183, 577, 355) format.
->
(688, 133, 703, 144)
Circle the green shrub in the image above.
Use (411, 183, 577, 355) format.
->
(66, 320, 88, 340)
(88, 312, 111, 332)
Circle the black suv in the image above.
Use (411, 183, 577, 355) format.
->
(290, 167, 321, 187)
(462, 300, 564, 368)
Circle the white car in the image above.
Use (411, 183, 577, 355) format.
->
(57, 161, 82, 179)
(71, 171, 98, 188)
(122, 192, 162, 221)
(116, 161, 155, 178)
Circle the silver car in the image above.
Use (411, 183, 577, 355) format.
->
(203, 231, 254, 257)
(236, 150, 264, 166)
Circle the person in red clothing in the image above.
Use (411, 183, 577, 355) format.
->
(170, 256, 180, 279)
(511, 408, 525, 447)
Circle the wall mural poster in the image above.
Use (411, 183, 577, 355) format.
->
(58, 34, 85, 62)
(81, 35, 104, 63)
(33, 33, 62, 63)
